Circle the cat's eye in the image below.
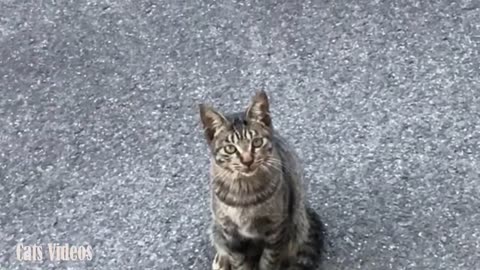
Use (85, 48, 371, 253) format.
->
(224, 145, 237, 154)
(252, 138, 264, 148)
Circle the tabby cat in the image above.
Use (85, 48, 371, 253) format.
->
(199, 91, 324, 270)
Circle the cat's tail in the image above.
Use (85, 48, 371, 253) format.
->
(289, 206, 326, 270)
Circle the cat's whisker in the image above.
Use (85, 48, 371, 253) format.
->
(265, 161, 281, 172)
(267, 158, 295, 175)
(264, 159, 285, 172)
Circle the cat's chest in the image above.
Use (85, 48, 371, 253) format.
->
(222, 206, 267, 238)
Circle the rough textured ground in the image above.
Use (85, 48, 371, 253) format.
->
(1, 0, 479, 269)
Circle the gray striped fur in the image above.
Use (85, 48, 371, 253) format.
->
(200, 91, 324, 270)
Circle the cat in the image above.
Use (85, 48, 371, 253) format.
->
(199, 90, 325, 270)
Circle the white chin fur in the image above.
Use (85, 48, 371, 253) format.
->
(239, 168, 259, 177)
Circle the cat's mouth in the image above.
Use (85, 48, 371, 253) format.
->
(239, 168, 257, 176)
(238, 163, 262, 176)
(231, 160, 270, 176)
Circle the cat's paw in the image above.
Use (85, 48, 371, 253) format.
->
(212, 253, 231, 270)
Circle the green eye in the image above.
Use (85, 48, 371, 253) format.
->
(252, 138, 264, 148)
(224, 145, 237, 154)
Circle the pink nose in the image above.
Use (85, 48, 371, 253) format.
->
(241, 154, 254, 167)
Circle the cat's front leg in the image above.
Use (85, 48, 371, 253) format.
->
(258, 223, 288, 270)
(212, 252, 232, 270)
(213, 241, 251, 270)
(258, 247, 282, 270)
(211, 222, 254, 270)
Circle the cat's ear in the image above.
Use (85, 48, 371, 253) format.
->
(199, 104, 228, 143)
(245, 90, 271, 128)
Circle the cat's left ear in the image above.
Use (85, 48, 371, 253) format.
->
(199, 104, 229, 143)
(245, 90, 271, 128)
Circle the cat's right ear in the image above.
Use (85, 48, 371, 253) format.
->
(199, 104, 228, 143)
(245, 90, 271, 128)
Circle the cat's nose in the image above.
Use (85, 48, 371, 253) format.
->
(241, 153, 254, 167)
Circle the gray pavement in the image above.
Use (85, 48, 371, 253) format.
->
(1, 0, 480, 269)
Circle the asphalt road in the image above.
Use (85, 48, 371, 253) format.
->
(1, 0, 479, 269)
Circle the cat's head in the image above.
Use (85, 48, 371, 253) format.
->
(199, 90, 276, 176)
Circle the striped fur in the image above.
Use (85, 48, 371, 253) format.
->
(200, 91, 325, 270)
